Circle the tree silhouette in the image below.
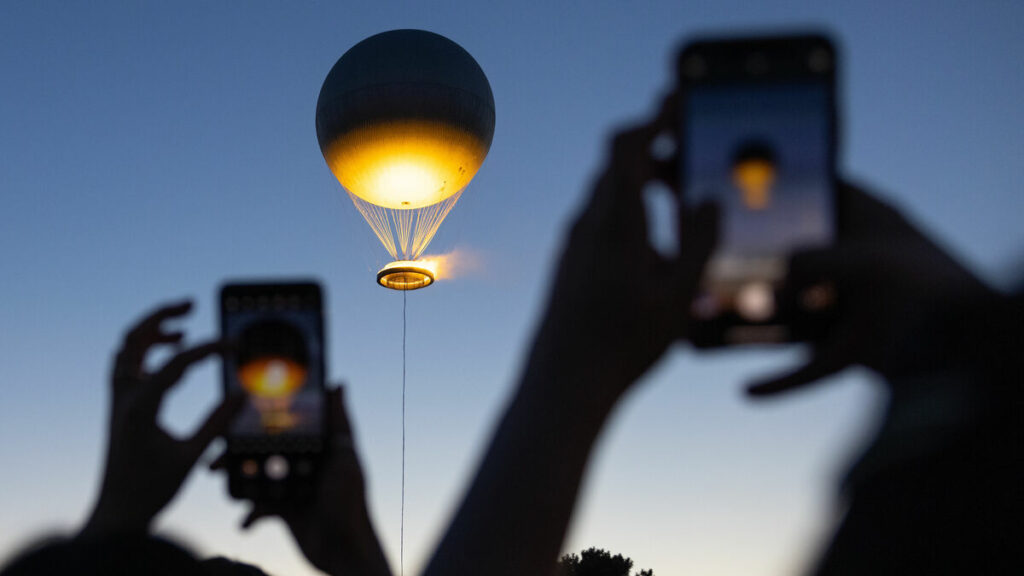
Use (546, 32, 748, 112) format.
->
(556, 547, 654, 576)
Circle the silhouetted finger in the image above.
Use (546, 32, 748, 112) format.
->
(208, 450, 228, 471)
(784, 244, 884, 297)
(673, 202, 719, 297)
(745, 325, 856, 398)
(186, 393, 245, 463)
(610, 122, 661, 185)
(684, 201, 719, 260)
(587, 111, 666, 235)
(745, 359, 839, 397)
(113, 332, 186, 383)
(653, 91, 683, 187)
(118, 301, 193, 373)
(671, 202, 719, 338)
(593, 126, 653, 223)
(653, 91, 678, 129)
(784, 243, 912, 327)
(123, 301, 193, 347)
(149, 340, 227, 396)
(329, 386, 354, 440)
(112, 351, 142, 387)
(241, 504, 277, 530)
(156, 330, 186, 344)
(649, 158, 679, 191)
(788, 246, 851, 280)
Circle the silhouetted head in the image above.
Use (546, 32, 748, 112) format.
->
(0, 534, 202, 576)
(201, 556, 272, 576)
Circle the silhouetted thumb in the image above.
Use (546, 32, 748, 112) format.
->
(746, 356, 843, 398)
(241, 504, 274, 530)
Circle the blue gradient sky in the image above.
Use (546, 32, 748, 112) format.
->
(1, 2, 1022, 575)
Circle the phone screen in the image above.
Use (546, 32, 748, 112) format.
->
(224, 296, 324, 438)
(685, 81, 833, 329)
(678, 35, 838, 346)
(220, 282, 326, 499)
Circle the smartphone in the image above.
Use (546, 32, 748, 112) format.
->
(677, 33, 839, 346)
(219, 281, 327, 502)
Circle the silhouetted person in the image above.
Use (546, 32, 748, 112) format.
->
(420, 93, 1023, 576)
(0, 302, 390, 576)
(1, 533, 281, 576)
(0, 534, 204, 576)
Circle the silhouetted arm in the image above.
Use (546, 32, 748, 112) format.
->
(423, 100, 717, 576)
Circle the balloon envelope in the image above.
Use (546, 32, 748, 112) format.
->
(316, 30, 495, 261)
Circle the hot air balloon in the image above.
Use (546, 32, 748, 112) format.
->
(731, 139, 778, 211)
(236, 319, 309, 433)
(316, 30, 496, 290)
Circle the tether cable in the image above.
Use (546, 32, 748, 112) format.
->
(401, 289, 407, 576)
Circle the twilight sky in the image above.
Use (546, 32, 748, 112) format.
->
(1, 2, 1022, 575)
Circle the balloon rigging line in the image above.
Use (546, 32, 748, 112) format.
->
(401, 289, 407, 576)
(349, 191, 463, 260)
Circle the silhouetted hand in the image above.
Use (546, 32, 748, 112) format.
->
(81, 301, 242, 537)
(531, 99, 718, 401)
(748, 182, 1002, 396)
(219, 387, 390, 576)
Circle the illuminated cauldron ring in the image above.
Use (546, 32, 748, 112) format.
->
(377, 260, 435, 291)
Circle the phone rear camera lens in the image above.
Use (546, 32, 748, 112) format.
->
(265, 455, 290, 481)
(241, 459, 259, 477)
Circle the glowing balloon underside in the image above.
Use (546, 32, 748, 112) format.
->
(324, 120, 486, 261)
(732, 159, 777, 211)
(238, 357, 307, 399)
(325, 120, 487, 209)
